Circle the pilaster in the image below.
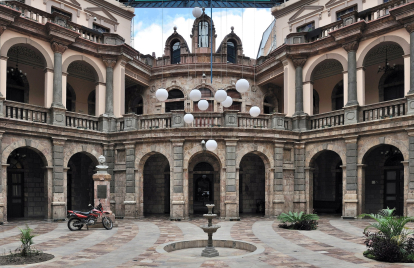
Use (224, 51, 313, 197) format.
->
(171, 139, 185, 220)
(51, 137, 66, 220)
(224, 139, 238, 220)
(273, 142, 285, 215)
(293, 142, 306, 212)
(124, 142, 136, 218)
(343, 135, 359, 218)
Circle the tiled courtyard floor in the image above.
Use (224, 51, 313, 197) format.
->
(1, 215, 414, 267)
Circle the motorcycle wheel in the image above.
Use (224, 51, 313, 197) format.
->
(68, 218, 82, 231)
(102, 217, 113, 230)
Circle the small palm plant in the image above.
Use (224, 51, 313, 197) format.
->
(19, 225, 35, 257)
(277, 211, 319, 230)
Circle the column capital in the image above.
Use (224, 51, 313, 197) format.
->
(51, 137, 66, 146)
(344, 135, 358, 144)
(405, 22, 414, 34)
(342, 40, 360, 52)
(51, 42, 67, 54)
(102, 57, 117, 68)
(170, 139, 185, 146)
(291, 57, 307, 68)
(123, 141, 136, 149)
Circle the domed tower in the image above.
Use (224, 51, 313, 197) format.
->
(164, 26, 190, 64)
(217, 26, 243, 64)
(191, 8, 217, 53)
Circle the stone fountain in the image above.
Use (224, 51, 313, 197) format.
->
(200, 204, 221, 257)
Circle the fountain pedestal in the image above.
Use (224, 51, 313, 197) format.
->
(200, 204, 220, 257)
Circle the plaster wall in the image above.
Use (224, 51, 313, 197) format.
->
(313, 73, 343, 114)
(67, 76, 95, 114)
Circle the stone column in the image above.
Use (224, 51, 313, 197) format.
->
(51, 137, 67, 220)
(343, 41, 360, 125)
(406, 134, 414, 216)
(408, 26, 414, 95)
(124, 142, 137, 218)
(44, 68, 54, 109)
(291, 58, 309, 131)
(303, 81, 313, 115)
(343, 136, 359, 218)
(171, 139, 185, 220)
(50, 42, 67, 126)
(0, 27, 7, 100)
(224, 139, 238, 220)
(0, 132, 5, 223)
(293, 142, 306, 212)
(273, 142, 285, 215)
(99, 58, 117, 132)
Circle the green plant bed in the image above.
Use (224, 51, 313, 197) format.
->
(0, 252, 54, 265)
(277, 211, 319, 230)
(360, 208, 414, 263)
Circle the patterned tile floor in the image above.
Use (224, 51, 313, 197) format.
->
(1, 215, 414, 267)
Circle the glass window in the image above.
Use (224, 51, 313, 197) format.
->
(51, 7, 72, 21)
(165, 89, 184, 112)
(297, 22, 314, 33)
(336, 6, 356, 21)
(227, 41, 236, 63)
(198, 21, 209, 47)
(199, 88, 213, 98)
(93, 23, 110, 33)
(171, 41, 181, 64)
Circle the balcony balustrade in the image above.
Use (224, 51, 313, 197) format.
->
(65, 112, 99, 130)
(5, 100, 49, 123)
(310, 110, 345, 130)
(361, 98, 406, 122)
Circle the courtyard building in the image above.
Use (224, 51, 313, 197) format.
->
(0, 0, 413, 223)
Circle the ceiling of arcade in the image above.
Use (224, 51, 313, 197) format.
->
(7, 45, 46, 68)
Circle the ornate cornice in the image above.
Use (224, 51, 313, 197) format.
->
(342, 40, 359, 52)
(84, 0, 135, 20)
(46, 22, 79, 46)
(51, 42, 68, 54)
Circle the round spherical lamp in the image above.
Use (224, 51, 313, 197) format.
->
(198, 100, 209, 111)
(214, 89, 227, 103)
(206, 139, 217, 151)
(236, 78, 249, 93)
(189, 89, 202, 102)
(250, 106, 260, 117)
(184, 113, 194, 124)
(155, 88, 168, 101)
(221, 96, 233, 108)
(192, 7, 202, 18)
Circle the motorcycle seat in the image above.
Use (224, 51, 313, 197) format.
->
(79, 212, 90, 215)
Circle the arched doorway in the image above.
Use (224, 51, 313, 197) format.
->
(6, 44, 47, 106)
(363, 145, 404, 215)
(67, 153, 97, 211)
(239, 153, 266, 214)
(143, 154, 170, 215)
(189, 153, 221, 215)
(310, 150, 343, 214)
(7, 147, 47, 219)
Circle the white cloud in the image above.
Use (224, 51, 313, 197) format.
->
(132, 8, 273, 59)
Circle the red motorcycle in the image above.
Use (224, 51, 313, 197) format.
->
(67, 201, 113, 231)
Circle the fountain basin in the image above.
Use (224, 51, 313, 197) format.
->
(200, 225, 220, 233)
(156, 239, 264, 259)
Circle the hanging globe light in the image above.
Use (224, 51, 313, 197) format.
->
(192, 7, 202, 18)
(189, 89, 202, 102)
(221, 96, 233, 108)
(198, 100, 209, 111)
(184, 113, 194, 124)
(156, 88, 168, 101)
(250, 106, 260, 117)
(214, 89, 227, 103)
(236, 78, 249, 93)
(206, 139, 217, 151)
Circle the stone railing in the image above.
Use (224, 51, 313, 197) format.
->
(358, 0, 406, 22)
(238, 113, 271, 129)
(361, 98, 406, 122)
(155, 53, 255, 66)
(4, 100, 49, 123)
(65, 111, 99, 130)
(192, 113, 223, 127)
(138, 114, 172, 130)
(310, 109, 345, 130)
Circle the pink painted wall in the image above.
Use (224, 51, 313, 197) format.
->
(313, 73, 343, 114)
(67, 76, 95, 114)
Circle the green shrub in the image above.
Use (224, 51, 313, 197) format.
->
(277, 211, 319, 230)
(360, 207, 414, 263)
(18, 225, 35, 257)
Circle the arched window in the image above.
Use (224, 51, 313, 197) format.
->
(66, 83, 76, 112)
(171, 41, 181, 64)
(6, 66, 29, 103)
(194, 88, 214, 112)
(331, 80, 344, 111)
(224, 89, 242, 112)
(198, 21, 209, 48)
(88, 90, 95, 116)
(382, 70, 404, 102)
(227, 40, 236, 63)
(165, 89, 184, 112)
(313, 89, 319, 115)
(263, 96, 274, 114)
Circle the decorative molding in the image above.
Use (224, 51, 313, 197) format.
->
(102, 57, 117, 68)
(342, 40, 359, 52)
(288, 5, 324, 24)
(291, 57, 307, 68)
(0, 26, 5, 36)
(84, 0, 135, 20)
(84, 7, 117, 22)
(272, 0, 319, 19)
(326, 0, 348, 8)
(405, 22, 414, 34)
(51, 42, 68, 54)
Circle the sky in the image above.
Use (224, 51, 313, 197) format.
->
(132, 7, 273, 59)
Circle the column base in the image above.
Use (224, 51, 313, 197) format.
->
(406, 94, 414, 115)
(344, 105, 359, 125)
(50, 106, 66, 126)
(292, 114, 309, 132)
(270, 113, 286, 130)
(224, 201, 238, 220)
(52, 201, 66, 221)
(171, 200, 185, 220)
(293, 191, 306, 212)
(343, 193, 358, 218)
(201, 246, 219, 257)
(124, 200, 138, 218)
(99, 114, 117, 132)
